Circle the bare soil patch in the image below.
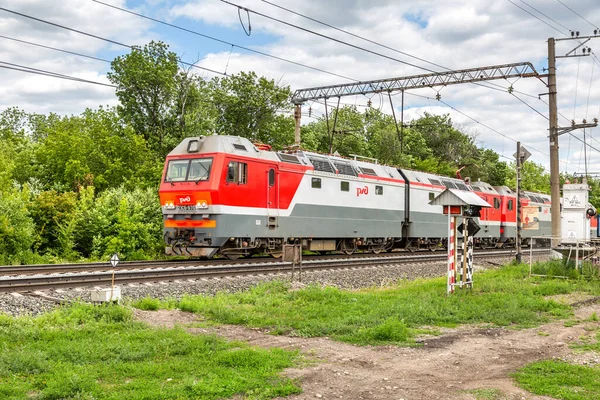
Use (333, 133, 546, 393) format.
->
(134, 303, 600, 400)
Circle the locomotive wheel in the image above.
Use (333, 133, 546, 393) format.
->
(224, 253, 241, 260)
(370, 246, 384, 255)
(268, 249, 283, 258)
(340, 240, 356, 255)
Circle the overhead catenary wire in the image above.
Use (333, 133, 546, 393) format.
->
(0, 34, 111, 63)
(97, 0, 556, 158)
(258, 0, 543, 101)
(556, 0, 599, 31)
(0, 6, 227, 77)
(507, 0, 569, 36)
(0, 61, 117, 88)
(90, 0, 356, 82)
(518, 0, 572, 34)
(219, 0, 440, 73)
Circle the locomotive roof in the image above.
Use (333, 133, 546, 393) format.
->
(168, 136, 496, 192)
(167, 135, 281, 162)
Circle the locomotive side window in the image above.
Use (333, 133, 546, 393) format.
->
(375, 185, 383, 195)
(508, 199, 514, 211)
(429, 192, 435, 201)
(312, 177, 321, 189)
(226, 161, 248, 184)
(341, 181, 349, 192)
(268, 169, 275, 186)
(494, 198, 500, 209)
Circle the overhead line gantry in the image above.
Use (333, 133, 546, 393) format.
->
(290, 61, 544, 146)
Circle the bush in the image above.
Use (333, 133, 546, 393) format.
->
(0, 187, 36, 265)
(71, 186, 163, 260)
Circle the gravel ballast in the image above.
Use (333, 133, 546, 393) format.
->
(0, 255, 548, 317)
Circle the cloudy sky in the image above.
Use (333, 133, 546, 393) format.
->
(1, 0, 600, 174)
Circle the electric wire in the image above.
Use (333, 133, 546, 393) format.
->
(0, 6, 228, 77)
(0, 34, 111, 63)
(507, 0, 569, 36)
(93, 0, 552, 149)
(518, 0, 572, 33)
(259, 0, 541, 101)
(556, 0, 599, 31)
(219, 0, 440, 73)
(0, 61, 117, 88)
(90, 0, 356, 81)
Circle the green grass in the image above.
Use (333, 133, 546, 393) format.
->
(149, 263, 600, 346)
(0, 303, 301, 400)
(464, 388, 504, 399)
(514, 360, 600, 400)
(572, 332, 600, 351)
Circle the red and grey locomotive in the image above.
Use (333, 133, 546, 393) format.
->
(159, 135, 556, 258)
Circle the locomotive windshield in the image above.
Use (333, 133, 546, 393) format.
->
(165, 158, 213, 182)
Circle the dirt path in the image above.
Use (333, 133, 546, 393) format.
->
(134, 300, 600, 400)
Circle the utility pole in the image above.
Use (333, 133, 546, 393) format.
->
(548, 38, 560, 248)
(516, 141, 522, 263)
(547, 34, 599, 247)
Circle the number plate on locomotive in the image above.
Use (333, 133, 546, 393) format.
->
(176, 205, 196, 211)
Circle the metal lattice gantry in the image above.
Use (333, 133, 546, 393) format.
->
(291, 62, 540, 104)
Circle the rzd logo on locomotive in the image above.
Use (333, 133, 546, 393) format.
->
(356, 186, 369, 197)
(178, 196, 191, 204)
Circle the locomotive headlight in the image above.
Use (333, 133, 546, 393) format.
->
(164, 201, 175, 210)
(196, 200, 208, 209)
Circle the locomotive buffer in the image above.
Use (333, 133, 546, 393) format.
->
(430, 189, 492, 294)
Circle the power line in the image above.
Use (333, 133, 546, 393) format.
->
(518, 0, 572, 33)
(0, 34, 111, 63)
(0, 61, 116, 88)
(0, 6, 227, 77)
(90, 0, 356, 82)
(507, 0, 569, 36)
(556, 0, 599, 31)
(260, 0, 447, 73)
(219, 0, 440, 73)
(263, 0, 544, 100)
(510, 93, 549, 120)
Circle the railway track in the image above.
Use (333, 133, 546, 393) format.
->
(0, 247, 539, 276)
(0, 249, 542, 293)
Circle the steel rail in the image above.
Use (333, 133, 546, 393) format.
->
(0, 250, 537, 293)
(0, 248, 527, 276)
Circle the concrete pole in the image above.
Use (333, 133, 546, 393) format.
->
(516, 141, 522, 263)
(294, 104, 301, 145)
(548, 37, 561, 247)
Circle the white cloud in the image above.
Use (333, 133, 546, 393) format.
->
(3, 0, 600, 173)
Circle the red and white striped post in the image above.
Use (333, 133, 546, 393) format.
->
(447, 211, 456, 294)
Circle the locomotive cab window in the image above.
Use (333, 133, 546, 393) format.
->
(312, 177, 322, 189)
(188, 158, 212, 181)
(375, 185, 383, 195)
(226, 161, 247, 184)
(341, 181, 349, 192)
(508, 199, 514, 211)
(493, 198, 500, 209)
(165, 158, 213, 182)
(429, 192, 435, 201)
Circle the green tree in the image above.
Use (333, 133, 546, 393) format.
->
(210, 71, 293, 148)
(108, 41, 207, 156)
(33, 107, 161, 192)
(506, 161, 550, 193)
